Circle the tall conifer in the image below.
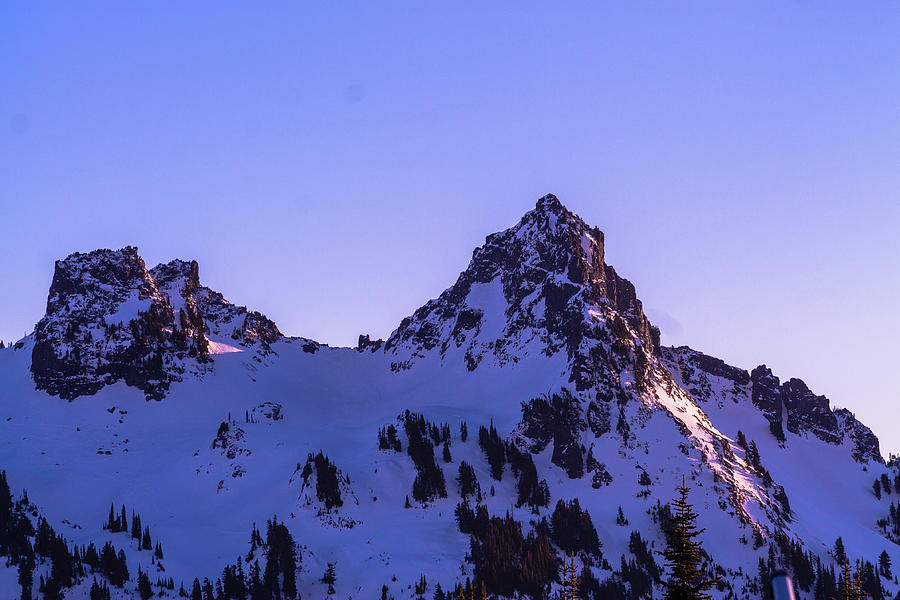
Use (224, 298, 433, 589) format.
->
(662, 476, 717, 600)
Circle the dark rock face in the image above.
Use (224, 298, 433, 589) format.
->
(692, 352, 750, 386)
(603, 264, 660, 353)
(356, 334, 384, 353)
(385, 195, 659, 369)
(750, 365, 849, 448)
(750, 365, 784, 427)
(31, 249, 282, 400)
(781, 378, 840, 444)
(834, 409, 882, 463)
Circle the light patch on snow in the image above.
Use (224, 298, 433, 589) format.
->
(106, 292, 152, 326)
(580, 232, 596, 263)
(587, 308, 605, 322)
(207, 340, 243, 355)
(463, 279, 508, 341)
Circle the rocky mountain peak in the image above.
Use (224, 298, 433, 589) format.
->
(482, 194, 607, 298)
(44, 247, 158, 314)
(385, 195, 658, 371)
(30, 247, 281, 401)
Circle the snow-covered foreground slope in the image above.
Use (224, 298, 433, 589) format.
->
(0, 195, 897, 600)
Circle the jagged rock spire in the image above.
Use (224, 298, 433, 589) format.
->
(385, 195, 659, 369)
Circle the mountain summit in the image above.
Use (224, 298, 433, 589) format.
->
(386, 194, 658, 370)
(0, 195, 894, 600)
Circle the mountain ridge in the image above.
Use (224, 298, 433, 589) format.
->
(0, 194, 895, 600)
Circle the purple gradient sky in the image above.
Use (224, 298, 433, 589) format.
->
(2, 4, 898, 453)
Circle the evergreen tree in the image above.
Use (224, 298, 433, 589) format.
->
(322, 562, 336, 595)
(834, 538, 848, 565)
(457, 462, 480, 500)
(142, 526, 152, 550)
(662, 476, 717, 600)
(17, 548, 34, 600)
(105, 503, 117, 532)
(616, 506, 628, 526)
(247, 561, 263, 600)
(838, 558, 859, 600)
(89, 579, 110, 600)
(43, 578, 61, 600)
(138, 567, 153, 600)
(879, 550, 892, 579)
(757, 558, 771, 600)
(748, 441, 761, 470)
(234, 559, 247, 600)
(443, 442, 452, 463)
(477, 421, 505, 481)
(507, 444, 549, 510)
(132, 513, 142, 540)
(460, 421, 468, 442)
(202, 578, 215, 600)
(263, 517, 298, 600)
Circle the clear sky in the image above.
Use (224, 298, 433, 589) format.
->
(2, 3, 898, 453)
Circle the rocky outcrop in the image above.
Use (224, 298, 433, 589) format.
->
(834, 409, 882, 464)
(603, 264, 660, 353)
(31, 248, 190, 400)
(151, 259, 280, 349)
(750, 365, 785, 431)
(236, 312, 281, 346)
(357, 334, 384, 352)
(781, 378, 840, 445)
(31, 248, 282, 400)
(750, 365, 851, 448)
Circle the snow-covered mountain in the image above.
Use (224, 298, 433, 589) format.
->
(0, 195, 897, 600)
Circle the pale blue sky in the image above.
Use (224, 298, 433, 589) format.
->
(2, 3, 898, 452)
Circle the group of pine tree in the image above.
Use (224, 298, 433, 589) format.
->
(103, 503, 164, 559)
(874, 459, 900, 544)
(380, 413, 550, 512)
(0, 419, 898, 600)
(0, 469, 135, 600)
(0, 466, 303, 600)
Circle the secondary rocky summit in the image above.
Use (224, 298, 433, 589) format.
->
(31, 247, 280, 400)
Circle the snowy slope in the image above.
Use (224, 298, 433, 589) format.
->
(0, 195, 896, 600)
